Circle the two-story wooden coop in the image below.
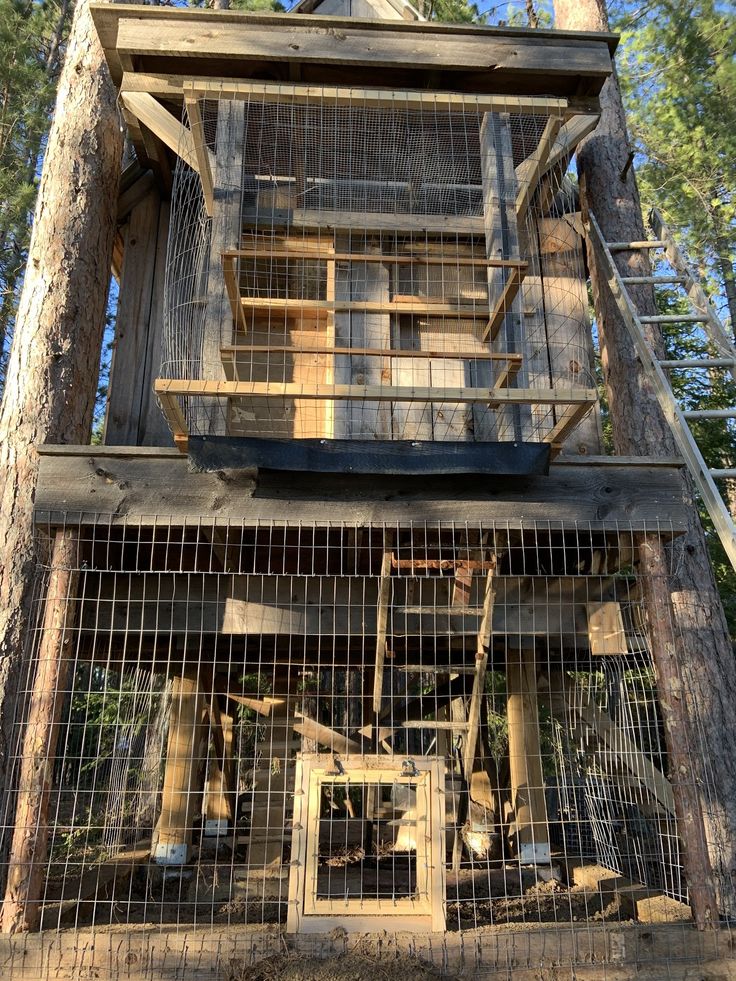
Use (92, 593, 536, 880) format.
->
(1, 2, 733, 978)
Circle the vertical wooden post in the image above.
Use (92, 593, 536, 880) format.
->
(479, 112, 527, 441)
(506, 646, 550, 864)
(1, 527, 79, 934)
(638, 535, 719, 929)
(204, 697, 235, 836)
(155, 674, 205, 865)
(202, 99, 245, 436)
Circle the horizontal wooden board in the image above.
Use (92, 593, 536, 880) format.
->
(0, 921, 729, 981)
(121, 72, 603, 115)
(35, 447, 688, 533)
(116, 20, 612, 77)
(183, 79, 568, 115)
(155, 378, 597, 405)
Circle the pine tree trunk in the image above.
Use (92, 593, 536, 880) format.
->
(555, 0, 736, 916)
(0, 0, 123, 896)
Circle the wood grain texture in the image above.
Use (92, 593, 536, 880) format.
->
(0, 921, 730, 978)
(34, 449, 689, 532)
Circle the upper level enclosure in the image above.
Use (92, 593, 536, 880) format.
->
(160, 86, 596, 454)
(91, 5, 616, 460)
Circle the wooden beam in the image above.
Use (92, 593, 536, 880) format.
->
(506, 646, 550, 863)
(155, 675, 205, 865)
(113, 16, 614, 79)
(372, 548, 393, 716)
(203, 697, 235, 829)
(241, 207, 484, 235)
(221, 344, 523, 365)
(155, 377, 597, 406)
(184, 95, 214, 214)
(239, 295, 498, 318)
(461, 565, 496, 781)
(34, 447, 690, 533)
(515, 113, 564, 222)
(292, 711, 363, 755)
(568, 687, 675, 817)
(120, 91, 198, 172)
(183, 78, 568, 115)
(587, 601, 627, 655)
(224, 247, 527, 268)
(3, 920, 735, 978)
(478, 263, 526, 344)
(544, 113, 600, 176)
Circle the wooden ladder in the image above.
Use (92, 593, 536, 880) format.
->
(587, 209, 736, 569)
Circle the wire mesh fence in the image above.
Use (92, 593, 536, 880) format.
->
(0, 515, 732, 977)
(159, 86, 597, 448)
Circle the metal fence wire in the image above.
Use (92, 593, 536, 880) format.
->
(0, 515, 732, 979)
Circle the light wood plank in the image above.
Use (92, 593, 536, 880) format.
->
(183, 78, 568, 115)
(114, 17, 614, 78)
(120, 91, 198, 172)
(184, 95, 214, 214)
(515, 113, 564, 222)
(155, 377, 596, 405)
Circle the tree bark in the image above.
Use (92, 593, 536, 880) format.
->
(555, 0, 736, 917)
(0, 0, 123, 895)
(0, 529, 79, 934)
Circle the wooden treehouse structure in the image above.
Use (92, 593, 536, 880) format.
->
(1, 2, 734, 978)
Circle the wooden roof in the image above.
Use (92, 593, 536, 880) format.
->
(91, 4, 616, 99)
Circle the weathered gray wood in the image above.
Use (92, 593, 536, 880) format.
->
(74, 572, 637, 646)
(91, 6, 614, 90)
(334, 257, 391, 438)
(0, 920, 730, 979)
(34, 447, 689, 532)
(202, 100, 245, 436)
(106, 188, 172, 447)
(479, 113, 527, 440)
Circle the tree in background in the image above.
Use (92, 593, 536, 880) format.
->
(616, 0, 736, 332)
(0, 0, 123, 928)
(0, 0, 72, 386)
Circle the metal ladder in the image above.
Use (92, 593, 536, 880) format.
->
(587, 208, 736, 570)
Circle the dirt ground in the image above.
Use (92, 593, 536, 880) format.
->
(227, 952, 449, 981)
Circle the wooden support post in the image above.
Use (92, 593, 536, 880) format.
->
(1, 528, 79, 934)
(462, 565, 496, 781)
(155, 674, 205, 865)
(334, 249, 392, 439)
(202, 99, 245, 436)
(479, 112, 527, 441)
(637, 535, 719, 930)
(506, 646, 550, 864)
(372, 547, 393, 722)
(204, 697, 235, 836)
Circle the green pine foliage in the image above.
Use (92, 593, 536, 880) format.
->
(616, 0, 736, 331)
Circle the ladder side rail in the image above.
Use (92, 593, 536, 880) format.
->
(649, 207, 736, 372)
(587, 212, 736, 569)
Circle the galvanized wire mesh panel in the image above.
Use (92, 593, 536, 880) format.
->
(1, 514, 733, 981)
(159, 88, 596, 447)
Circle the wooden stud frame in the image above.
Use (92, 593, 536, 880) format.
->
(183, 79, 569, 117)
(288, 754, 446, 934)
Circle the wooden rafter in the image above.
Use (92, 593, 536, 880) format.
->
(515, 113, 565, 222)
(120, 91, 199, 173)
(184, 95, 214, 214)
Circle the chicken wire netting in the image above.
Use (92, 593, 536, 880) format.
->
(0, 516, 732, 977)
(159, 89, 596, 447)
